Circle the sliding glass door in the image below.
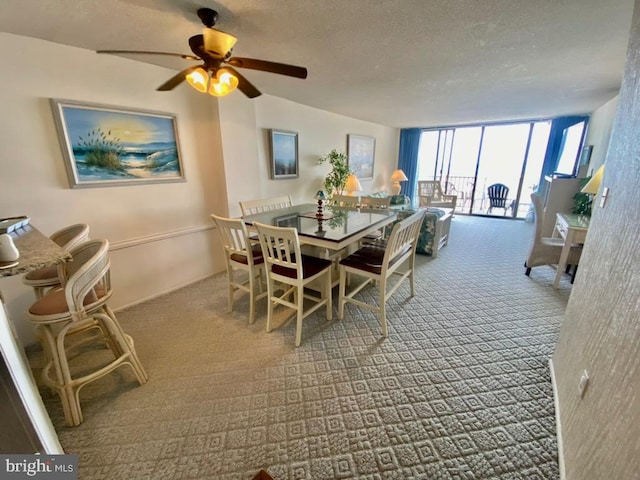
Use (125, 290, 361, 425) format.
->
(416, 118, 576, 219)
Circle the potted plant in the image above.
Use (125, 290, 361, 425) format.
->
(317, 149, 351, 198)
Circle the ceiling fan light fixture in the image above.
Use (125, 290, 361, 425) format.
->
(208, 68, 239, 97)
(203, 28, 238, 57)
(186, 67, 209, 93)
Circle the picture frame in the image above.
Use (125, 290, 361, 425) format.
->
(347, 134, 375, 180)
(50, 99, 185, 188)
(269, 129, 299, 179)
(580, 144, 594, 166)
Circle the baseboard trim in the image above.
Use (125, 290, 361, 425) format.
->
(112, 272, 223, 313)
(109, 224, 215, 251)
(549, 358, 566, 480)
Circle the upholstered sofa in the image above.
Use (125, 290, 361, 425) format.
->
(381, 195, 451, 257)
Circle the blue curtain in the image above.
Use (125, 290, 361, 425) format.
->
(398, 128, 422, 203)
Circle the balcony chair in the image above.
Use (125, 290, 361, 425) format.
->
(23, 223, 90, 299)
(486, 183, 514, 215)
(254, 221, 333, 347)
(417, 180, 457, 211)
(26, 239, 147, 426)
(338, 209, 427, 337)
(525, 193, 582, 282)
(211, 214, 268, 324)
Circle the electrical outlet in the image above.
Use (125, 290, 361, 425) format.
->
(579, 370, 590, 398)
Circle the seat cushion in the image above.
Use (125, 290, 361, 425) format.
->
(29, 285, 107, 317)
(24, 265, 59, 282)
(340, 245, 411, 275)
(272, 255, 332, 279)
(230, 244, 264, 265)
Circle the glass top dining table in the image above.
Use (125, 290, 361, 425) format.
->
(242, 203, 397, 251)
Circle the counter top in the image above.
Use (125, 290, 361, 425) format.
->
(0, 225, 70, 277)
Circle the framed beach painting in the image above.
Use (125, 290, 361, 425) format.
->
(50, 99, 185, 188)
(347, 134, 375, 180)
(269, 129, 299, 179)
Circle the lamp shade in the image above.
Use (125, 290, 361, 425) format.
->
(390, 169, 408, 195)
(390, 169, 408, 183)
(208, 68, 239, 97)
(581, 164, 605, 194)
(186, 67, 209, 93)
(344, 174, 362, 194)
(315, 190, 327, 201)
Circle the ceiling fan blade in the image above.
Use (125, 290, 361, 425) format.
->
(157, 65, 202, 91)
(97, 50, 200, 61)
(227, 57, 308, 79)
(225, 66, 261, 98)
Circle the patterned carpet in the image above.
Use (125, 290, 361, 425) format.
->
(34, 215, 574, 479)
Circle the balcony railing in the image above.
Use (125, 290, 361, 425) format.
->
(423, 176, 532, 218)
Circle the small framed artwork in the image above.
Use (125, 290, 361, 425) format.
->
(269, 129, 299, 179)
(580, 145, 594, 166)
(50, 99, 185, 188)
(347, 134, 375, 180)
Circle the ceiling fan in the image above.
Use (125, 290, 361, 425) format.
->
(96, 8, 308, 98)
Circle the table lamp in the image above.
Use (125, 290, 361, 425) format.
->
(315, 190, 327, 217)
(344, 174, 362, 196)
(581, 164, 605, 195)
(390, 169, 408, 195)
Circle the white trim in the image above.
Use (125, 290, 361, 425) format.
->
(109, 224, 215, 251)
(549, 358, 566, 480)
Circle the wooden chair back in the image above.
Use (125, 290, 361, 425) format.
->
(239, 195, 293, 217)
(360, 196, 391, 209)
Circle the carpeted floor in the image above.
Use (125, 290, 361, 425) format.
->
(34, 215, 574, 479)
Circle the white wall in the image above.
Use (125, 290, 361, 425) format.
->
(582, 95, 619, 174)
(0, 33, 228, 343)
(0, 33, 400, 345)
(219, 92, 399, 218)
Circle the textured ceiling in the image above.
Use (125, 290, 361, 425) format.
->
(0, 0, 634, 128)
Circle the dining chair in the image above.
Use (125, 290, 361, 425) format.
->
(338, 209, 427, 337)
(211, 214, 267, 324)
(329, 194, 360, 208)
(525, 193, 582, 282)
(253, 221, 333, 347)
(22, 223, 90, 299)
(26, 239, 147, 426)
(359, 196, 392, 245)
(239, 195, 293, 217)
(360, 196, 391, 209)
(417, 180, 457, 210)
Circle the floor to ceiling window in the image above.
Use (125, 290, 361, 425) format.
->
(416, 118, 585, 218)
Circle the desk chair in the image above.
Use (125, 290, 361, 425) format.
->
(254, 222, 333, 347)
(211, 214, 267, 324)
(338, 209, 427, 337)
(26, 240, 147, 426)
(23, 223, 90, 299)
(525, 193, 582, 282)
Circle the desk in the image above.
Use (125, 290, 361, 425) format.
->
(243, 203, 397, 252)
(0, 225, 70, 453)
(553, 213, 590, 288)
